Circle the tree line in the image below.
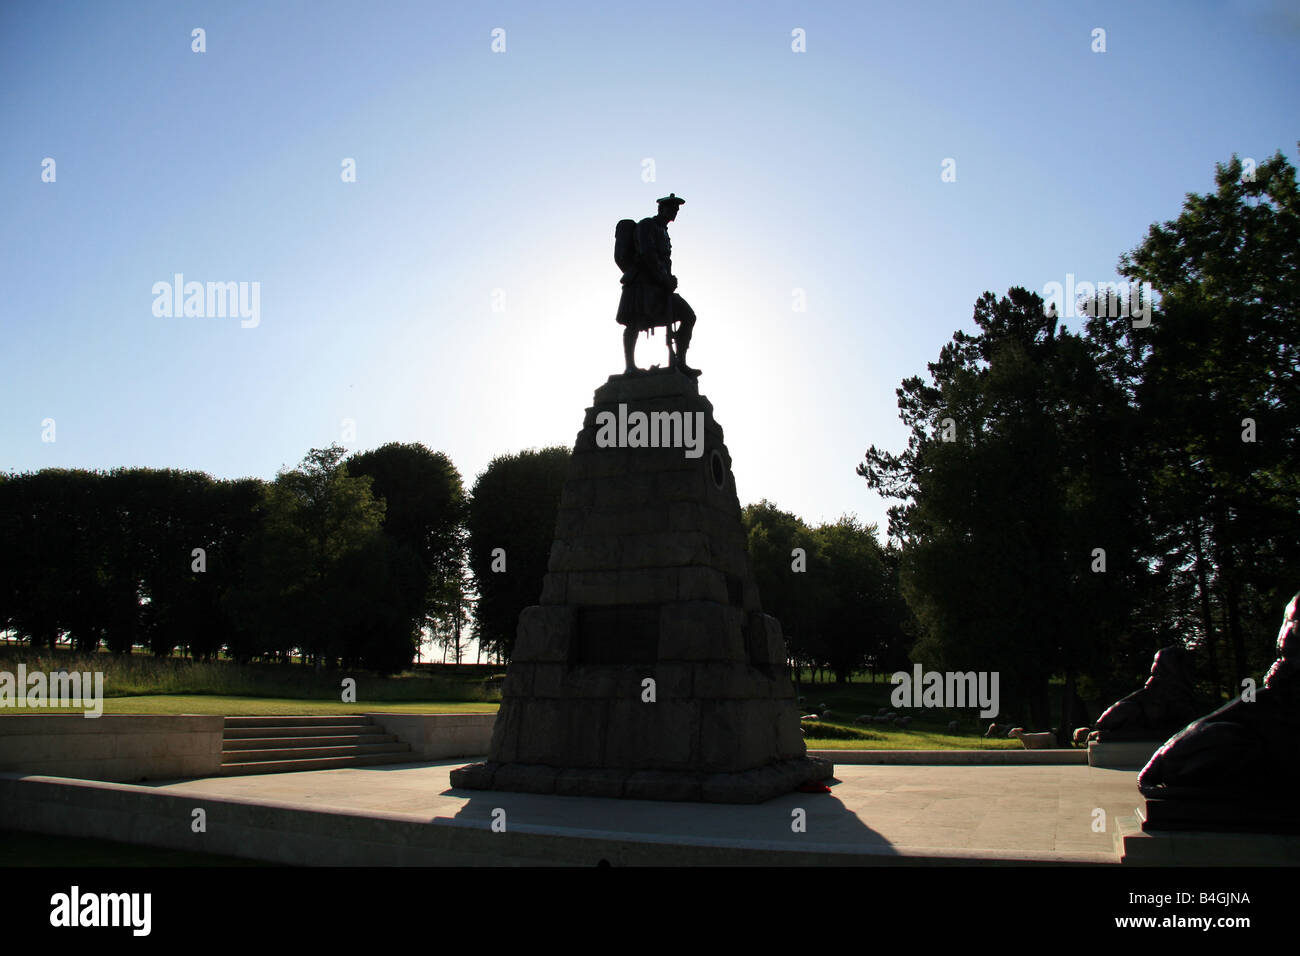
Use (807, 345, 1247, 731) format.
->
(2, 149, 1293, 717)
(0, 441, 911, 681)
(860, 147, 1299, 733)
(0, 443, 470, 674)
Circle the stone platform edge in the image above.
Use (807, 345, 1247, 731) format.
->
(0, 714, 223, 782)
(0, 771, 1111, 867)
(364, 712, 495, 760)
(450, 755, 834, 803)
(1116, 812, 1300, 866)
(1087, 739, 1162, 770)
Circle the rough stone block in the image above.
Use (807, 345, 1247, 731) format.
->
(615, 568, 680, 604)
(580, 507, 670, 537)
(699, 699, 772, 772)
(552, 508, 585, 541)
(515, 698, 607, 767)
(677, 567, 729, 604)
(699, 764, 798, 804)
(592, 473, 656, 510)
(566, 570, 620, 605)
(566, 449, 629, 479)
(776, 708, 806, 758)
(513, 605, 573, 662)
(666, 500, 706, 533)
(492, 763, 558, 795)
(604, 698, 699, 770)
(624, 770, 703, 802)
(653, 662, 694, 698)
(699, 756, 833, 803)
(500, 662, 534, 697)
(567, 664, 644, 699)
(700, 769, 763, 804)
(744, 612, 789, 670)
(618, 530, 713, 569)
(554, 767, 628, 799)
(593, 371, 704, 404)
(558, 477, 596, 511)
(538, 573, 567, 605)
(487, 703, 521, 763)
(659, 601, 746, 662)
(448, 761, 496, 790)
(548, 536, 623, 572)
(694, 663, 767, 699)
(531, 663, 566, 699)
(657, 469, 707, 502)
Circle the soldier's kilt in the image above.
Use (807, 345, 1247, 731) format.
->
(616, 281, 673, 331)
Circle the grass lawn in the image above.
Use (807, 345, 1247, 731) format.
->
(11, 697, 1036, 748)
(2, 670, 1065, 750)
(5, 695, 500, 716)
(0, 829, 273, 866)
(804, 725, 1024, 750)
(790, 680, 1071, 749)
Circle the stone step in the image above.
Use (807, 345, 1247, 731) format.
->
(223, 715, 372, 728)
(221, 742, 411, 763)
(218, 751, 417, 776)
(223, 723, 376, 739)
(222, 733, 399, 751)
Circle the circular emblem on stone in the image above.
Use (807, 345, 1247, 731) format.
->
(709, 448, 727, 490)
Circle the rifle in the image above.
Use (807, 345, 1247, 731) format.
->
(663, 287, 676, 366)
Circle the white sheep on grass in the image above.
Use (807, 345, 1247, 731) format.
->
(1008, 728, 1056, 749)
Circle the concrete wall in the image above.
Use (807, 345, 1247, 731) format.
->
(367, 713, 494, 759)
(0, 715, 223, 782)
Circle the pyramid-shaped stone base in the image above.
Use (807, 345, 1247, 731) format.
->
(450, 371, 832, 803)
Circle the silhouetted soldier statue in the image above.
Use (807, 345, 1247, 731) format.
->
(615, 193, 699, 377)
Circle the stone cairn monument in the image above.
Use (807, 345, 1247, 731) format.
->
(450, 194, 832, 802)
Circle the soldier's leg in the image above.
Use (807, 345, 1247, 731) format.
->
(672, 295, 696, 350)
(623, 324, 640, 373)
(670, 296, 698, 374)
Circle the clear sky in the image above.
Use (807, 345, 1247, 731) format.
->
(3, 0, 1298, 540)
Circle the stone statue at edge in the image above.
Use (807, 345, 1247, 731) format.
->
(1090, 644, 1201, 742)
(1139, 590, 1300, 799)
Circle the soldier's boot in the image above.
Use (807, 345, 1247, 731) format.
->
(672, 325, 700, 377)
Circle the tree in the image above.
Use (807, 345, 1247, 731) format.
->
(742, 502, 913, 684)
(1108, 147, 1300, 688)
(860, 287, 1148, 730)
(467, 447, 570, 662)
(812, 516, 907, 684)
(346, 442, 468, 647)
(227, 446, 386, 666)
(742, 501, 825, 678)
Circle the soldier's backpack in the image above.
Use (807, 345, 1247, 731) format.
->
(614, 218, 638, 273)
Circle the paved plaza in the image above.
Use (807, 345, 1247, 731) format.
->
(137, 759, 1140, 863)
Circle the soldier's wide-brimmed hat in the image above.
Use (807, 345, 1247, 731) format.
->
(656, 192, 686, 207)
